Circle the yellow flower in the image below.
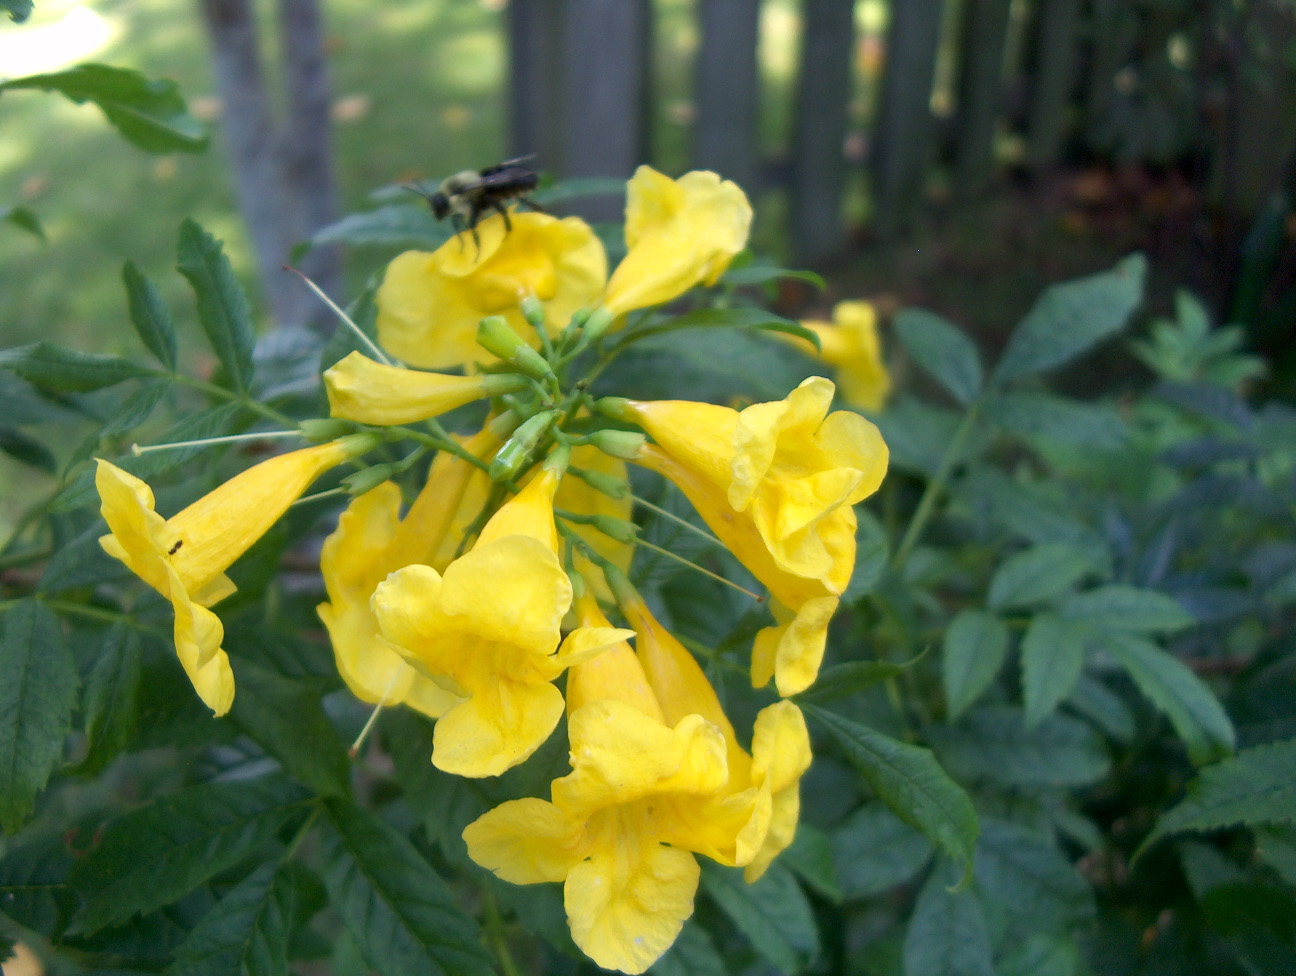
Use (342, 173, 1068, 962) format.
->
(795, 301, 891, 412)
(463, 596, 734, 974)
(318, 424, 504, 718)
(621, 594, 811, 880)
(376, 212, 607, 369)
(323, 351, 527, 426)
(553, 443, 634, 600)
(372, 467, 630, 776)
(603, 167, 752, 318)
(96, 436, 371, 715)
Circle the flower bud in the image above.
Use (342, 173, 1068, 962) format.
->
(519, 295, 547, 331)
(343, 464, 395, 496)
(298, 418, 354, 443)
(477, 316, 554, 382)
(592, 396, 633, 422)
(589, 514, 639, 545)
(570, 465, 629, 499)
(581, 307, 616, 342)
(588, 429, 646, 461)
(489, 409, 559, 482)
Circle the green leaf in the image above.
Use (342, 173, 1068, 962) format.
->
(975, 819, 1095, 940)
(3, 1, 34, 23)
(782, 825, 841, 902)
(0, 341, 154, 392)
(805, 704, 979, 883)
(78, 622, 142, 774)
(1020, 613, 1088, 728)
(0, 600, 78, 833)
(997, 934, 1080, 976)
(893, 308, 983, 406)
(0, 833, 77, 937)
(1065, 676, 1135, 742)
(0, 425, 56, 472)
(318, 799, 494, 976)
(992, 254, 1145, 383)
(701, 862, 819, 974)
(2, 203, 44, 239)
(903, 868, 993, 976)
(720, 264, 825, 290)
(70, 778, 312, 934)
(649, 920, 728, 976)
(843, 508, 889, 601)
(617, 306, 807, 350)
(123, 261, 178, 369)
(831, 803, 933, 898)
(795, 660, 909, 704)
(1138, 739, 1296, 856)
(0, 63, 207, 152)
(176, 219, 256, 392)
(1059, 585, 1195, 633)
(1255, 825, 1296, 887)
(1103, 634, 1235, 765)
(982, 391, 1128, 448)
(308, 204, 449, 252)
(929, 706, 1111, 787)
(942, 609, 1009, 721)
(164, 862, 295, 976)
(227, 658, 351, 798)
(988, 543, 1095, 611)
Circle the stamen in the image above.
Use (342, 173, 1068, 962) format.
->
(631, 494, 724, 547)
(284, 265, 396, 367)
(131, 430, 302, 455)
(633, 538, 765, 602)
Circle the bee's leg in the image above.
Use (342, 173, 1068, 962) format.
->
(519, 197, 548, 214)
(469, 201, 484, 260)
(451, 214, 467, 252)
(494, 201, 513, 233)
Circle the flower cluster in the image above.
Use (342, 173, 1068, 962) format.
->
(95, 166, 888, 973)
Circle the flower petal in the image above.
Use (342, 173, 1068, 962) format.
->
(463, 797, 585, 884)
(324, 351, 512, 426)
(751, 595, 838, 695)
(432, 678, 565, 777)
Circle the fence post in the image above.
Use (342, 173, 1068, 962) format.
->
(952, 0, 1013, 199)
(692, 0, 762, 193)
(507, 0, 567, 169)
(789, 0, 857, 264)
(871, 0, 946, 238)
(1023, 0, 1082, 172)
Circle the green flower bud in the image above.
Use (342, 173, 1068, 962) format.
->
(588, 428, 646, 461)
(477, 316, 554, 382)
(570, 465, 630, 499)
(489, 409, 559, 482)
(581, 307, 616, 342)
(298, 418, 354, 442)
(589, 514, 639, 544)
(343, 463, 396, 496)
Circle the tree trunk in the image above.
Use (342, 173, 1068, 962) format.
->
(952, 0, 1012, 199)
(871, 0, 946, 238)
(1023, 0, 1081, 173)
(692, 0, 762, 193)
(788, 0, 857, 264)
(507, 0, 567, 168)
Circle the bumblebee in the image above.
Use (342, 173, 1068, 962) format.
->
(409, 156, 544, 255)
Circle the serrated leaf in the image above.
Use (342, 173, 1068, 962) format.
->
(983, 391, 1128, 448)
(942, 610, 1009, 721)
(1138, 739, 1296, 856)
(123, 261, 178, 369)
(96, 379, 172, 441)
(2, 203, 44, 239)
(0, 425, 56, 472)
(0, 600, 78, 833)
(318, 799, 494, 976)
(227, 658, 351, 798)
(1020, 613, 1088, 728)
(1255, 825, 1296, 887)
(998, 934, 1080, 976)
(1065, 676, 1135, 742)
(781, 825, 840, 902)
(795, 660, 908, 704)
(843, 508, 888, 602)
(992, 254, 1145, 383)
(903, 868, 993, 976)
(1059, 585, 1195, 633)
(988, 543, 1094, 611)
(831, 803, 933, 898)
(0, 342, 154, 392)
(3, 1, 34, 24)
(805, 705, 978, 883)
(893, 308, 983, 406)
(616, 306, 804, 351)
(1103, 634, 1235, 765)
(308, 204, 449, 252)
(701, 862, 819, 974)
(720, 264, 825, 290)
(975, 819, 1094, 940)
(79, 622, 142, 774)
(929, 706, 1110, 787)
(0, 64, 207, 153)
(0, 833, 78, 936)
(164, 861, 295, 976)
(649, 920, 728, 976)
(70, 778, 313, 934)
(176, 220, 256, 392)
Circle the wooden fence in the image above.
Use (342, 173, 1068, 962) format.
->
(506, 0, 1296, 265)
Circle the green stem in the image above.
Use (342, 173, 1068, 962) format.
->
(283, 804, 323, 861)
(482, 886, 523, 976)
(170, 373, 295, 426)
(631, 494, 724, 548)
(0, 545, 51, 572)
(891, 401, 981, 572)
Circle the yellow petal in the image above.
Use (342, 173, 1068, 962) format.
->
(566, 596, 663, 721)
(376, 214, 607, 369)
(166, 563, 235, 715)
(565, 832, 700, 975)
(750, 595, 838, 695)
(476, 464, 560, 552)
(95, 459, 172, 596)
(323, 351, 513, 426)
(604, 167, 752, 317)
(437, 536, 570, 652)
(827, 301, 891, 412)
(555, 445, 634, 599)
(744, 702, 812, 881)
(463, 797, 585, 884)
(432, 678, 565, 777)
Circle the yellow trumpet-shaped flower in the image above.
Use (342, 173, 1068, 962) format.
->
(792, 301, 892, 412)
(603, 167, 752, 318)
(463, 596, 737, 974)
(323, 351, 528, 426)
(620, 594, 811, 880)
(318, 424, 504, 718)
(96, 436, 372, 715)
(376, 212, 607, 369)
(554, 444, 634, 600)
(373, 467, 630, 776)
